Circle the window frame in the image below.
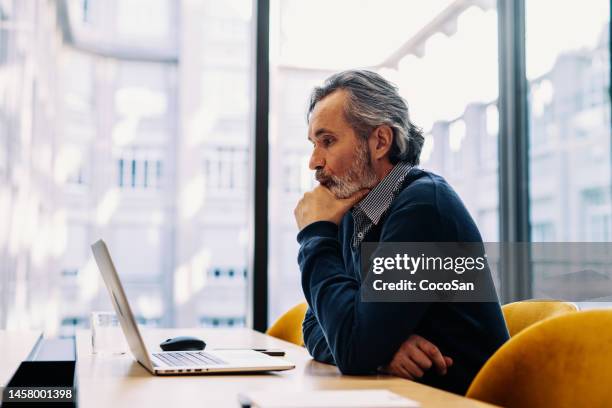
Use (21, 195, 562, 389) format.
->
(251, 0, 612, 328)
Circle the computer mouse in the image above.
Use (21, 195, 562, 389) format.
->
(159, 336, 206, 351)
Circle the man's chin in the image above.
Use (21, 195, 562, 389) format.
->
(319, 179, 372, 199)
(329, 186, 361, 200)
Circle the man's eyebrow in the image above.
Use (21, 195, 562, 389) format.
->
(308, 128, 336, 142)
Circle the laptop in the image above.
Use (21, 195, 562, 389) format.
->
(91, 239, 295, 375)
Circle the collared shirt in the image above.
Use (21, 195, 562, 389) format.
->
(350, 161, 413, 248)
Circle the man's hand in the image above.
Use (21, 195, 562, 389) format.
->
(381, 334, 453, 380)
(294, 186, 369, 231)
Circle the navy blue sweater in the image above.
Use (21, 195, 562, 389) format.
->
(298, 169, 509, 395)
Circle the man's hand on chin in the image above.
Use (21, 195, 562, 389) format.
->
(294, 186, 369, 231)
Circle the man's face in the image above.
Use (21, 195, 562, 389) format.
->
(307, 90, 378, 199)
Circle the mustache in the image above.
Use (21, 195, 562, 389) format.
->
(315, 169, 334, 184)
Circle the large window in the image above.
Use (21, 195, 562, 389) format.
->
(268, 0, 500, 321)
(0, 0, 255, 334)
(1, 0, 610, 334)
(526, 1, 611, 300)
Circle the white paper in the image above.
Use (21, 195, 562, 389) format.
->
(238, 389, 420, 408)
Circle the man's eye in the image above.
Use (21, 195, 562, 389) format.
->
(322, 138, 334, 146)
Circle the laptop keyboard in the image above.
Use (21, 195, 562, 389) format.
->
(153, 351, 226, 367)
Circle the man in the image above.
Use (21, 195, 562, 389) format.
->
(294, 70, 509, 395)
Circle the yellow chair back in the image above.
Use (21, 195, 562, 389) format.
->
(266, 302, 308, 346)
(502, 300, 577, 337)
(467, 310, 612, 407)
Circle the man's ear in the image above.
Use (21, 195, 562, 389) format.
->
(369, 125, 393, 161)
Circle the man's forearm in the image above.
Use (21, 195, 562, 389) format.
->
(298, 203, 446, 374)
(298, 221, 430, 374)
(302, 308, 335, 364)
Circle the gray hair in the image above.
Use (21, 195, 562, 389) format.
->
(307, 70, 424, 166)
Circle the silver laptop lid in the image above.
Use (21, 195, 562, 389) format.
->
(91, 239, 155, 372)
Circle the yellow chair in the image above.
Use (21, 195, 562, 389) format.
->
(467, 310, 612, 407)
(266, 302, 308, 346)
(502, 299, 577, 337)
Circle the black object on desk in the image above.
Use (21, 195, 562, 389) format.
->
(214, 348, 286, 357)
(2, 361, 77, 407)
(2, 337, 77, 407)
(252, 349, 286, 357)
(159, 336, 206, 351)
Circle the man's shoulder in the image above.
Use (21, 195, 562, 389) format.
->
(393, 168, 452, 208)
(389, 168, 473, 222)
(388, 168, 482, 242)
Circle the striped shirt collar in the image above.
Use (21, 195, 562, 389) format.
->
(352, 161, 413, 226)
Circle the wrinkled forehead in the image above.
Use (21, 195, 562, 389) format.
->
(308, 90, 352, 136)
(309, 89, 347, 118)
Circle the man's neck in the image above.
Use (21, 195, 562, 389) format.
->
(374, 160, 395, 184)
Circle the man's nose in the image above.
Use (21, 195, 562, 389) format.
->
(309, 149, 325, 170)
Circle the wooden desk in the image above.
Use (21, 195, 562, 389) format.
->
(0, 330, 42, 385)
(74, 328, 496, 407)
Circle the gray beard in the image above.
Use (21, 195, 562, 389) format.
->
(315, 141, 378, 199)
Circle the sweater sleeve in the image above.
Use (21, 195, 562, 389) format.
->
(297, 204, 443, 375)
(302, 307, 335, 364)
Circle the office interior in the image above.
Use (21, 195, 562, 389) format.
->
(0, 0, 610, 405)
